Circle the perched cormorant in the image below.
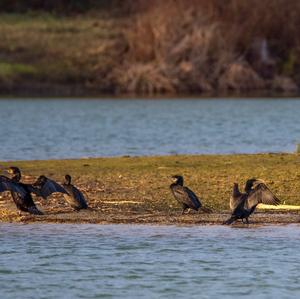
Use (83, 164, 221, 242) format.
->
(0, 175, 27, 197)
(62, 174, 88, 211)
(224, 179, 280, 225)
(170, 175, 211, 214)
(33, 175, 88, 211)
(229, 178, 257, 211)
(1, 167, 43, 215)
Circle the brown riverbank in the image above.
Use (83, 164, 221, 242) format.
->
(1, 210, 300, 226)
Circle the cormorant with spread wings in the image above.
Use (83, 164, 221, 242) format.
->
(224, 178, 280, 225)
(0, 167, 43, 215)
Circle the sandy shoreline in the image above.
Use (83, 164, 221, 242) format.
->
(1, 210, 300, 226)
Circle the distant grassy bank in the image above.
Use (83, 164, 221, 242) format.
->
(0, 12, 125, 96)
(1, 154, 300, 224)
(0, 1, 300, 96)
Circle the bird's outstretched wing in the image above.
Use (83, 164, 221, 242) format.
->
(171, 185, 201, 210)
(246, 183, 280, 209)
(31, 176, 68, 199)
(0, 176, 27, 197)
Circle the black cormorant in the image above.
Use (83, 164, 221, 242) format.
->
(1, 167, 43, 215)
(0, 175, 26, 197)
(170, 175, 211, 214)
(33, 175, 88, 211)
(229, 178, 257, 211)
(224, 179, 280, 225)
(62, 175, 88, 211)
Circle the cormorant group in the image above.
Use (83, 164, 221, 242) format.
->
(0, 166, 88, 215)
(0, 166, 281, 224)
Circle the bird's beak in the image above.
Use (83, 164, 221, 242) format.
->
(6, 168, 13, 174)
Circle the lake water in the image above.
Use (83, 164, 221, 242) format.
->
(0, 224, 299, 298)
(1, 98, 300, 161)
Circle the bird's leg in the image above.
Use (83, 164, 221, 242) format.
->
(241, 218, 245, 224)
(246, 217, 249, 224)
(181, 204, 188, 215)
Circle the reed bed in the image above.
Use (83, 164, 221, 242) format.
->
(119, 0, 300, 94)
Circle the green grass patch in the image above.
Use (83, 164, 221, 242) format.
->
(0, 62, 37, 77)
(0, 12, 121, 89)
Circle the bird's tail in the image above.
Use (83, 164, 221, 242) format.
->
(223, 215, 238, 225)
(199, 206, 213, 213)
(28, 206, 44, 215)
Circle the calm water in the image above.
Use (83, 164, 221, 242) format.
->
(0, 224, 299, 298)
(1, 98, 300, 161)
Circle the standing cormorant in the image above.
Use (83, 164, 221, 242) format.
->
(229, 178, 257, 211)
(1, 167, 43, 215)
(224, 179, 280, 225)
(170, 175, 211, 214)
(62, 175, 88, 211)
(0, 175, 26, 197)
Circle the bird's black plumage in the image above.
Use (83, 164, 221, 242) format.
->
(1, 167, 43, 215)
(229, 178, 258, 211)
(224, 179, 280, 225)
(33, 174, 88, 211)
(0, 175, 27, 197)
(170, 175, 210, 214)
(62, 175, 88, 211)
(32, 175, 68, 199)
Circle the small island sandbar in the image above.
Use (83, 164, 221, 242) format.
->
(1, 153, 300, 225)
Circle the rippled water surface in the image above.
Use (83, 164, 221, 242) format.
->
(0, 224, 300, 298)
(1, 98, 300, 160)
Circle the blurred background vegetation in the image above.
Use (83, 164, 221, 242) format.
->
(0, 0, 123, 13)
(0, 0, 299, 96)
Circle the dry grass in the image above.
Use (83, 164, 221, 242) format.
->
(120, 0, 300, 93)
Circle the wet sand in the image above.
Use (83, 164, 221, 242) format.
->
(1, 206, 300, 226)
